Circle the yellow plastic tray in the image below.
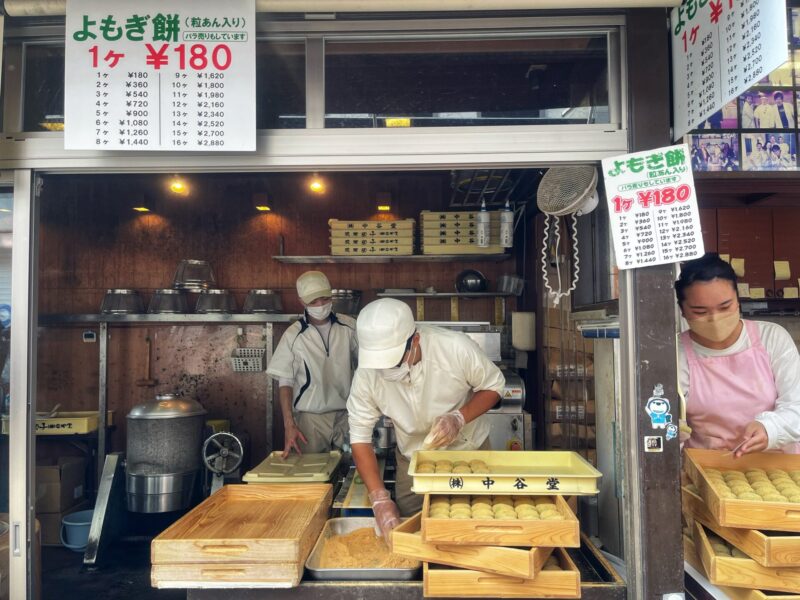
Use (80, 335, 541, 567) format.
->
(409, 450, 601, 495)
(2, 410, 115, 435)
(243, 451, 341, 483)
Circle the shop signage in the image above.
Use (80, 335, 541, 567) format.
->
(671, 0, 788, 140)
(602, 144, 705, 270)
(65, 0, 256, 151)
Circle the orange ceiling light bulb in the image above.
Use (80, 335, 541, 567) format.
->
(169, 176, 189, 195)
(309, 175, 326, 194)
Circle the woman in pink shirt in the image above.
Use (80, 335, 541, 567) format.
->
(675, 254, 800, 456)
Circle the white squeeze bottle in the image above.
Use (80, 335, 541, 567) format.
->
(477, 200, 490, 248)
(500, 199, 514, 248)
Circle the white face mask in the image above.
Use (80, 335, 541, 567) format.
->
(381, 343, 417, 383)
(306, 302, 332, 320)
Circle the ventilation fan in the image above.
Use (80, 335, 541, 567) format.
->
(537, 166, 600, 305)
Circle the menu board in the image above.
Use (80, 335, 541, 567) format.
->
(65, 0, 255, 151)
(672, 0, 788, 140)
(602, 144, 705, 270)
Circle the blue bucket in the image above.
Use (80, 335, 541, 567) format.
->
(60, 509, 93, 552)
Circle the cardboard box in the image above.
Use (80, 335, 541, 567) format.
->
(38, 500, 91, 546)
(36, 456, 87, 513)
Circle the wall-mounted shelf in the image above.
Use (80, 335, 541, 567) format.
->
(39, 313, 302, 326)
(271, 254, 510, 264)
(740, 299, 800, 315)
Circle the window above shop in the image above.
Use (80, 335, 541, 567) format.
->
(324, 35, 609, 128)
(6, 16, 622, 135)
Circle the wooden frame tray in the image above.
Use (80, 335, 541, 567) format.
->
(151, 563, 302, 589)
(420, 494, 580, 548)
(683, 486, 800, 567)
(392, 513, 553, 579)
(693, 521, 800, 593)
(409, 450, 600, 496)
(685, 534, 800, 600)
(422, 548, 581, 598)
(242, 451, 341, 483)
(685, 449, 800, 532)
(152, 484, 332, 566)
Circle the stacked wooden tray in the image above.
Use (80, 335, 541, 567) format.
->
(420, 210, 505, 254)
(409, 450, 602, 496)
(683, 449, 800, 594)
(392, 494, 581, 598)
(329, 219, 415, 256)
(151, 484, 332, 589)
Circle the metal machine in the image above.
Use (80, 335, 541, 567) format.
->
(485, 369, 532, 450)
(202, 431, 244, 495)
(126, 394, 207, 513)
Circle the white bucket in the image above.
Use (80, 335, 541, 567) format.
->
(60, 509, 93, 552)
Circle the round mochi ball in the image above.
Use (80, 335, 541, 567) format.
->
(736, 492, 763, 501)
(469, 460, 489, 473)
(731, 548, 749, 559)
(417, 463, 435, 473)
(542, 513, 565, 521)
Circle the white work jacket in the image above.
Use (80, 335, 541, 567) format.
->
(267, 313, 358, 414)
(347, 325, 506, 459)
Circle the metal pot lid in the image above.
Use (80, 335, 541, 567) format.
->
(106, 289, 138, 294)
(248, 289, 276, 295)
(128, 395, 207, 419)
(200, 289, 230, 295)
(153, 288, 185, 295)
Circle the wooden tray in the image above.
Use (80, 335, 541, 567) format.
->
(693, 521, 800, 593)
(420, 494, 580, 548)
(151, 563, 302, 589)
(683, 486, 800, 567)
(685, 449, 800, 532)
(151, 484, 331, 566)
(422, 548, 581, 598)
(684, 534, 800, 600)
(410, 450, 600, 496)
(243, 452, 341, 483)
(392, 513, 552, 579)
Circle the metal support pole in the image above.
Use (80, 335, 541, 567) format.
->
(9, 169, 37, 600)
(97, 322, 108, 486)
(264, 323, 273, 455)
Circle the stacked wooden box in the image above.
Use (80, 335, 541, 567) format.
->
(391, 450, 602, 598)
(151, 484, 332, 589)
(329, 219, 415, 256)
(682, 449, 800, 596)
(420, 210, 505, 255)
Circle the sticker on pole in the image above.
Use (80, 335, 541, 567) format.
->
(602, 144, 704, 270)
(65, 0, 256, 151)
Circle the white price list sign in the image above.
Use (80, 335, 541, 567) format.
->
(65, 0, 256, 151)
(671, 0, 788, 140)
(602, 144, 705, 271)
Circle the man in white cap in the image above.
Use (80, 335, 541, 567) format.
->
(347, 298, 505, 541)
(267, 271, 358, 458)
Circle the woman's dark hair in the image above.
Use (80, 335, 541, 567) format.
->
(674, 253, 738, 306)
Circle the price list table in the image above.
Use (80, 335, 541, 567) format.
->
(671, 0, 787, 138)
(615, 203, 702, 269)
(65, 0, 255, 152)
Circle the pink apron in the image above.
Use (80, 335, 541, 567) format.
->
(682, 319, 799, 453)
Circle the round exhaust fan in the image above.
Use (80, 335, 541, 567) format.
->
(537, 166, 600, 305)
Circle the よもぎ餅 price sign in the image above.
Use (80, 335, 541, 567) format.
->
(602, 144, 705, 270)
(65, 0, 255, 151)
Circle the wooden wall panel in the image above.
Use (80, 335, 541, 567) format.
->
(772, 208, 800, 297)
(36, 172, 519, 460)
(698, 208, 717, 254)
(716, 208, 774, 295)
